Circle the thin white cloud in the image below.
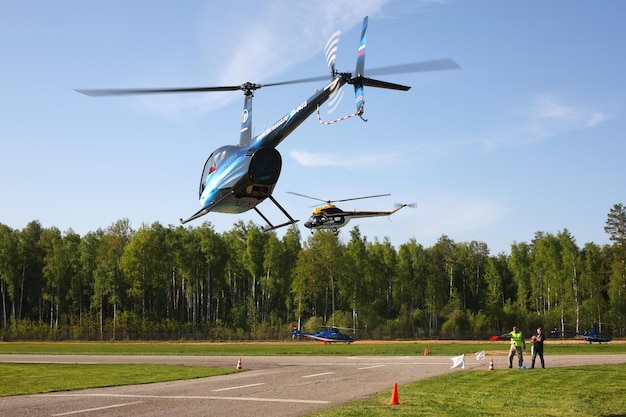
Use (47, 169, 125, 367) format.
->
(140, 0, 392, 115)
(527, 94, 611, 138)
(205, 0, 392, 87)
(469, 94, 612, 150)
(290, 150, 396, 169)
(292, 93, 614, 169)
(584, 112, 610, 128)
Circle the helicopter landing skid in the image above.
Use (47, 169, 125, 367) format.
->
(180, 208, 210, 225)
(258, 195, 299, 232)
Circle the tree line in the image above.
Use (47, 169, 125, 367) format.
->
(1, 203, 625, 341)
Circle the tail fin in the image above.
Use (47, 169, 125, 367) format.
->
(291, 323, 303, 339)
(239, 93, 253, 146)
(352, 16, 410, 119)
(353, 16, 368, 114)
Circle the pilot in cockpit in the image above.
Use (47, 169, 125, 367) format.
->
(311, 215, 327, 225)
(208, 151, 226, 174)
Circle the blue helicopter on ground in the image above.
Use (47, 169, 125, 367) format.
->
(550, 323, 612, 344)
(291, 323, 355, 344)
(77, 16, 459, 231)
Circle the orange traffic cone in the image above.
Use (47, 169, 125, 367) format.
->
(424, 348, 429, 356)
(389, 382, 399, 405)
(488, 359, 494, 371)
(236, 358, 242, 370)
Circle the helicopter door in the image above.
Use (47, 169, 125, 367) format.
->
(332, 216, 346, 225)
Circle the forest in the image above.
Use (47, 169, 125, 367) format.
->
(1, 204, 625, 341)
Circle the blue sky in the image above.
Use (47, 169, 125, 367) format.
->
(2, 1, 624, 254)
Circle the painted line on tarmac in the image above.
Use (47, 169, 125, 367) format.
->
(347, 356, 414, 360)
(51, 401, 143, 416)
(46, 393, 329, 405)
(6, 360, 98, 365)
(302, 371, 335, 378)
(212, 383, 264, 392)
(346, 358, 452, 366)
(358, 364, 385, 370)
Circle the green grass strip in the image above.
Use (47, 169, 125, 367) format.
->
(1, 341, 625, 356)
(0, 363, 236, 397)
(308, 364, 626, 417)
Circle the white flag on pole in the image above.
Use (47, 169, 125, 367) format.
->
(450, 354, 465, 369)
(475, 350, 485, 361)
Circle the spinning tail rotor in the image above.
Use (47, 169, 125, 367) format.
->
(324, 30, 344, 114)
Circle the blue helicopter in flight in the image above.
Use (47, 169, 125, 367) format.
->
(77, 16, 459, 231)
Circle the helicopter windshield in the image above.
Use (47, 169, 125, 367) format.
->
(199, 149, 227, 197)
(309, 215, 327, 225)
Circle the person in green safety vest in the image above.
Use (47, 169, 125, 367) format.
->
(501, 325, 526, 368)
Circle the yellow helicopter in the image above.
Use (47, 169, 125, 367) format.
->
(287, 192, 414, 235)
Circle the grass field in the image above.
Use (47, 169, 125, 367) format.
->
(1, 340, 625, 416)
(307, 364, 626, 417)
(0, 363, 235, 397)
(1, 339, 625, 356)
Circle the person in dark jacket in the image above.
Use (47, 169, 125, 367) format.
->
(530, 327, 545, 369)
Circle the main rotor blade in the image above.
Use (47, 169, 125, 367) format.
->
(286, 191, 329, 203)
(365, 58, 461, 77)
(76, 75, 328, 97)
(76, 74, 334, 97)
(287, 192, 390, 205)
(262, 74, 331, 88)
(334, 193, 390, 203)
(361, 77, 411, 91)
(76, 58, 459, 97)
(75, 85, 243, 97)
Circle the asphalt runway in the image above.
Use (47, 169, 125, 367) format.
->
(1, 353, 625, 417)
